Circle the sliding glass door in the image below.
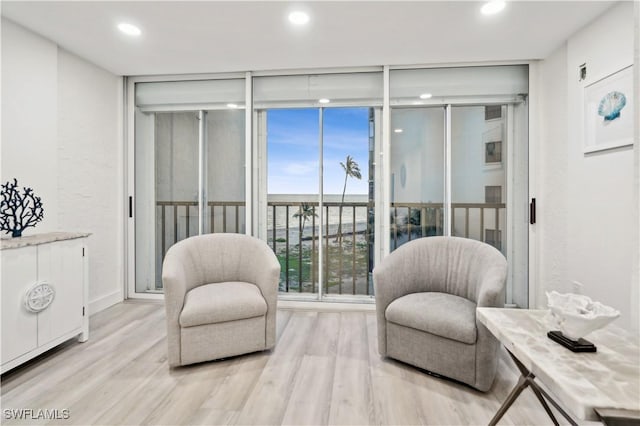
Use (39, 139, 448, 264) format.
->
(133, 79, 245, 294)
(322, 108, 374, 296)
(450, 105, 507, 248)
(129, 66, 529, 303)
(389, 107, 445, 250)
(135, 111, 199, 293)
(260, 107, 377, 298)
(265, 108, 320, 295)
(254, 72, 382, 300)
(389, 66, 529, 307)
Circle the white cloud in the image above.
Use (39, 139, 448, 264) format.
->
(280, 161, 318, 176)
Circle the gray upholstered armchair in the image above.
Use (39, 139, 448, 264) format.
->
(162, 233, 280, 367)
(373, 236, 507, 391)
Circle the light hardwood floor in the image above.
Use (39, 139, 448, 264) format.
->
(1, 301, 573, 425)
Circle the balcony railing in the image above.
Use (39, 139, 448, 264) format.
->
(156, 201, 245, 256)
(267, 201, 373, 296)
(390, 202, 506, 249)
(156, 200, 505, 296)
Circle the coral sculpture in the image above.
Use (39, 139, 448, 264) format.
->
(546, 291, 619, 340)
(0, 179, 44, 237)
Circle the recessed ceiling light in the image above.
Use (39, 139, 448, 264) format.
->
(117, 22, 141, 36)
(318, 98, 330, 104)
(288, 11, 310, 25)
(227, 103, 238, 109)
(481, 1, 506, 16)
(419, 93, 433, 99)
(394, 128, 403, 133)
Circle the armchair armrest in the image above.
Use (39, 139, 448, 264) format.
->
(476, 263, 507, 308)
(162, 246, 190, 366)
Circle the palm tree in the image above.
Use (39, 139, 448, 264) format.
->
(335, 155, 362, 243)
(293, 203, 317, 243)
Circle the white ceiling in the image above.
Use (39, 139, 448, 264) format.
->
(1, 1, 615, 76)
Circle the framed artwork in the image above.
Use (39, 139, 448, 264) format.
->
(584, 65, 633, 154)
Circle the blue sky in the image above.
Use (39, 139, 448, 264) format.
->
(267, 108, 370, 195)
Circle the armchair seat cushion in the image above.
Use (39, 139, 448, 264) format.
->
(179, 282, 267, 328)
(385, 292, 477, 344)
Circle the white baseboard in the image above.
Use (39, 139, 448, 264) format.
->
(89, 289, 123, 315)
(278, 300, 376, 312)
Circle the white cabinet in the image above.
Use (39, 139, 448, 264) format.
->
(1, 232, 89, 373)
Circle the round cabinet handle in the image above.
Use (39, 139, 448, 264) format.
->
(24, 282, 56, 313)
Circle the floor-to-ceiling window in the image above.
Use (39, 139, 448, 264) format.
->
(389, 65, 529, 307)
(128, 66, 529, 305)
(253, 72, 382, 300)
(133, 78, 246, 293)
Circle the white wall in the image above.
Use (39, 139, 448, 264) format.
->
(1, 20, 58, 233)
(57, 48, 124, 313)
(538, 3, 637, 332)
(537, 44, 570, 301)
(1, 19, 124, 314)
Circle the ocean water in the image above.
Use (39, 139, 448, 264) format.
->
(266, 194, 370, 245)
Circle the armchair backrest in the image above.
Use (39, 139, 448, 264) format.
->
(163, 233, 278, 294)
(376, 236, 507, 304)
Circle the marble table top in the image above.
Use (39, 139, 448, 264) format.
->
(0, 232, 90, 250)
(477, 308, 640, 421)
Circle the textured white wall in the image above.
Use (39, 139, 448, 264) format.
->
(537, 44, 570, 302)
(538, 3, 637, 332)
(1, 19, 124, 314)
(57, 48, 123, 313)
(1, 19, 58, 234)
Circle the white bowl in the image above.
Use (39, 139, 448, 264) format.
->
(546, 291, 620, 341)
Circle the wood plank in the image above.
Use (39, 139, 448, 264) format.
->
(233, 311, 317, 425)
(328, 312, 375, 425)
(2, 306, 165, 411)
(0, 302, 574, 425)
(366, 313, 427, 425)
(281, 355, 334, 425)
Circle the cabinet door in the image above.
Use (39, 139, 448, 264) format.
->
(1, 246, 39, 363)
(37, 240, 84, 346)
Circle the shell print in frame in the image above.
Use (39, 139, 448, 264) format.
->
(597, 91, 627, 121)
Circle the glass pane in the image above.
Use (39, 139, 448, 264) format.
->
(389, 107, 445, 251)
(134, 78, 245, 295)
(266, 108, 319, 294)
(135, 111, 198, 293)
(450, 105, 506, 253)
(206, 110, 245, 234)
(322, 108, 374, 296)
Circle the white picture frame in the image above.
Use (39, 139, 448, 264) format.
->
(584, 65, 634, 154)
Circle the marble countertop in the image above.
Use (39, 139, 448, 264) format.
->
(477, 308, 640, 421)
(0, 232, 90, 250)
